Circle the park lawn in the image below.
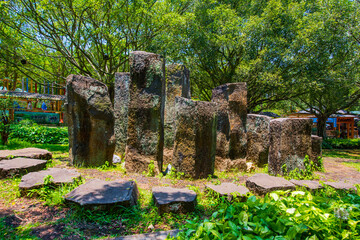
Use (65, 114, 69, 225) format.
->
(323, 149, 360, 172)
(0, 142, 359, 239)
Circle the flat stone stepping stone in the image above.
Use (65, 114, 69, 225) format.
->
(114, 229, 180, 240)
(152, 187, 197, 215)
(0, 148, 52, 160)
(0, 158, 47, 178)
(206, 182, 249, 201)
(290, 179, 323, 190)
(246, 173, 295, 195)
(65, 179, 139, 210)
(19, 168, 81, 193)
(324, 181, 357, 192)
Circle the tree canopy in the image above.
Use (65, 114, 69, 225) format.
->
(0, 0, 359, 136)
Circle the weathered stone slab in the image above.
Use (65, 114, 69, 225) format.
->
(65, 179, 139, 209)
(324, 181, 357, 192)
(164, 64, 191, 148)
(246, 173, 295, 195)
(311, 135, 323, 167)
(246, 114, 271, 167)
(172, 97, 217, 179)
(212, 83, 247, 163)
(289, 179, 323, 190)
(125, 51, 165, 173)
(0, 148, 52, 160)
(0, 158, 47, 178)
(206, 182, 249, 201)
(268, 118, 312, 175)
(114, 72, 130, 155)
(65, 75, 115, 167)
(152, 187, 197, 215)
(114, 229, 180, 240)
(19, 168, 81, 193)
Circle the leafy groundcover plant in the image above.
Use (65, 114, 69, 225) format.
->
(173, 188, 360, 240)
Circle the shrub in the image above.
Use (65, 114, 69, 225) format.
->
(10, 122, 68, 144)
(175, 189, 360, 239)
(323, 139, 360, 149)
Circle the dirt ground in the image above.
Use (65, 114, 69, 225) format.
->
(1, 151, 359, 239)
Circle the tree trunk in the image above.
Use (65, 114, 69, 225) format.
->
(316, 115, 329, 138)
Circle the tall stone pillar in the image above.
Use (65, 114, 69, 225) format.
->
(246, 114, 271, 167)
(268, 118, 312, 175)
(172, 97, 217, 179)
(311, 135, 323, 167)
(211, 83, 247, 161)
(65, 75, 115, 167)
(164, 64, 191, 148)
(114, 72, 130, 155)
(125, 51, 165, 173)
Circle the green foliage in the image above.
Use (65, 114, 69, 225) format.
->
(0, 96, 14, 144)
(10, 123, 68, 144)
(27, 175, 84, 206)
(323, 139, 360, 150)
(281, 156, 323, 180)
(146, 160, 156, 177)
(175, 189, 360, 239)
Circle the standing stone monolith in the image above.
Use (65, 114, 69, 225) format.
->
(211, 83, 247, 162)
(172, 97, 217, 179)
(114, 72, 130, 155)
(246, 114, 271, 167)
(164, 64, 191, 148)
(268, 118, 312, 175)
(125, 51, 165, 173)
(65, 75, 115, 167)
(311, 135, 322, 167)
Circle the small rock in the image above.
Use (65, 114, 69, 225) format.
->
(290, 179, 323, 190)
(0, 148, 52, 160)
(113, 155, 121, 164)
(152, 187, 197, 215)
(324, 181, 357, 192)
(19, 168, 81, 194)
(206, 182, 249, 201)
(246, 173, 295, 195)
(148, 224, 154, 230)
(0, 158, 47, 179)
(65, 179, 139, 210)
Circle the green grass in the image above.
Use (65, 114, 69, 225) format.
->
(323, 149, 360, 160)
(0, 139, 68, 153)
(0, 177, 21, 205)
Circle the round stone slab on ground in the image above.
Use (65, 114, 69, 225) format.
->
(246, 173, 295, 196)
(324, 181, 357, 192)
(65, 179, 139, 210)
(152, 187, 197, 215)
(290, 179, 323, 190)
(0, 148, 52, 160)
(19, 168, 81, 193)
(0, 158, 47, 179)
(206, 182, 249, 201)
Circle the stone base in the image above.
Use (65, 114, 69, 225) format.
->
(19, 168, 81, 195)
(206, 182, 249, 201)
(0, 158, 47, 178)
(65, 179, 139, 210)
(324, 181, 357, 192)
(0, 148, 52, 160)
(152, 187, 197, 215)
(246, 173, 295, 195)
(289, 179, 323, 190)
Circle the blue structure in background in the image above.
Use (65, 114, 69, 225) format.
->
(311, 117, 337, 127)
